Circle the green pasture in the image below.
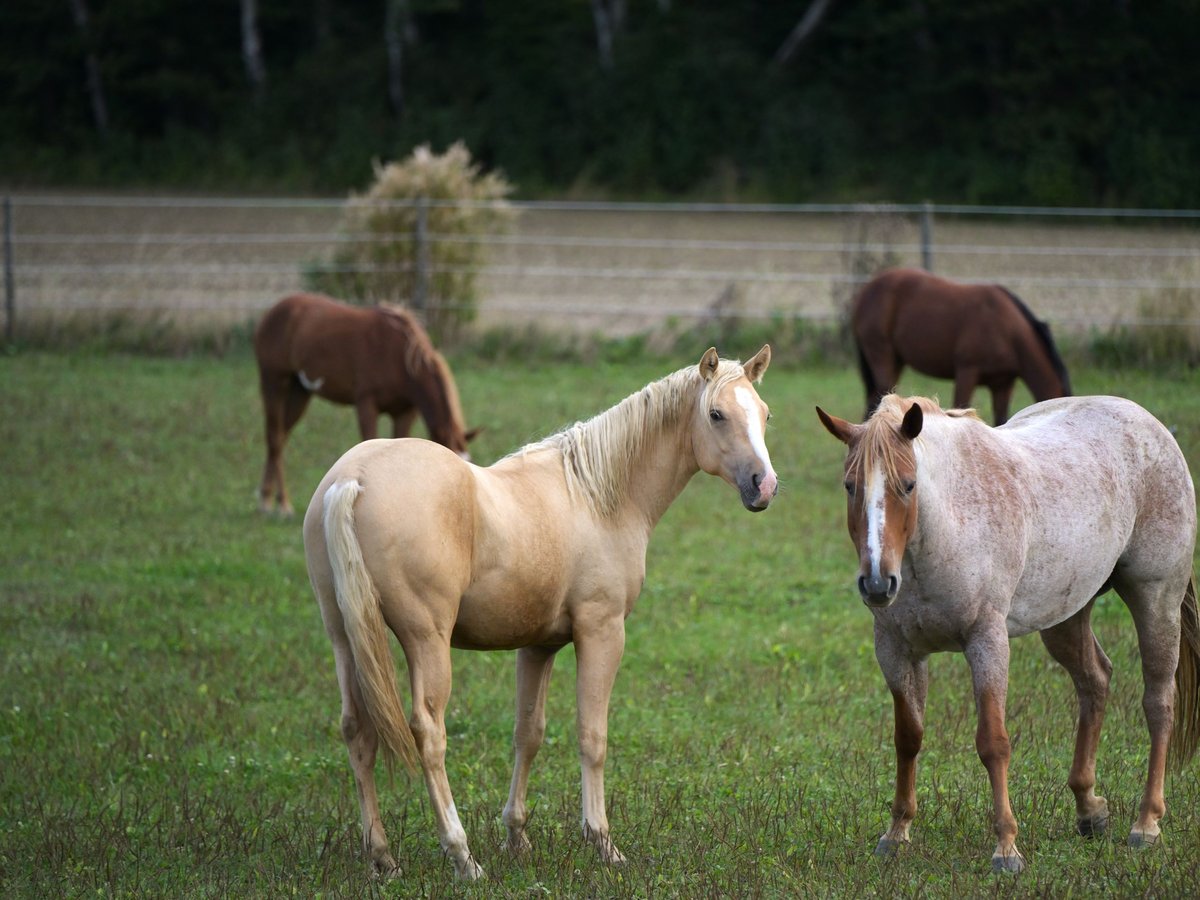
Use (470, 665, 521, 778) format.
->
(3, 349, 1200, 898)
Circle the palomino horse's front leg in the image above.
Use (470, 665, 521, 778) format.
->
(1038, 603, 1113, 838)
(502, 645, 559, 854)
(874, 627, 929, 856)
(406, 637, 484, 880)
(573, 617, 627, 864)
(965, 627, 1024, 873)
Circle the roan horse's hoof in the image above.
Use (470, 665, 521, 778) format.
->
(991, 850, 1025, 874)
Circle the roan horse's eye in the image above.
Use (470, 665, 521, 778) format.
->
(709, 409, 724, 422)
(902, 480, 917, 495)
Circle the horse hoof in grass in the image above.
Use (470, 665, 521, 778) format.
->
(873, 837, 907, 858)
(1128, 829, 1160, 849)
(1077, 814, 1109, 838)
(991, 851, 1025, 874)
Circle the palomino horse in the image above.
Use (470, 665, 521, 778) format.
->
(254, 292, 479, 515)
(817, 394, 1200, 873)
(304, 347, 777, 880)
(851, 268, 1071, 425)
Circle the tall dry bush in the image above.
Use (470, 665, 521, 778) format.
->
(309, 142, 515, 341)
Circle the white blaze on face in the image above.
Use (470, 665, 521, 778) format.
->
(865, 461, 887, 579)
(734, 386, 777, 497)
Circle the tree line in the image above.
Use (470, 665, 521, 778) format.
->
(3, 0, 1198, 207)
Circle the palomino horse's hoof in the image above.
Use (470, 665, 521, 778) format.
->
(503, 831, 532, 856)
(454, 857, 485, 880)
(991, 851, 1025, 874)
(873, 837, 907, 858)
(369, 853, 401, 880)
(1077, 814, 1109, 838)
(1127, 829, 1160, 849)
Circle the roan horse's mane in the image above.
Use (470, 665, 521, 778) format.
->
(377, 304, 469, 431)
(850, 395, 980, 496)
(512, 359, 749, 517)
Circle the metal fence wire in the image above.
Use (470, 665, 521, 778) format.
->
(4, 194, 1199, 338)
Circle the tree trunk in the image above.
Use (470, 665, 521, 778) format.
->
(591, 0, 626, 70)
(67, 0, 109, 135)
(385, 0, 416, 120)
(773, 0, 836, 67)
(240, 0, 267, 101)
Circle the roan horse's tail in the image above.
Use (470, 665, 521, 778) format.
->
(1170, 576, 1200, 770)
(322, 480, 420, 773)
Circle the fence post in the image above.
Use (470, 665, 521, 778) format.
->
(920, 200, 934, 272)
(3, 196, 13, 344)
(413, 197, 429, 313)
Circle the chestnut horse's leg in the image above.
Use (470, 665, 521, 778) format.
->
(1038, 602, 1113, 837)
(952, 366, 980, 415)
(965, 624, 1024, 873)
(258, 372, 311, 515)
(1115, 575, 1183, 848)
(355, 397, 380, 441)
(989, 381, 1016, 426)
(502, 645, 559, 854)
(391, 408, 418, 439)
(573, 615, 627, 864)
(404, 635, 484, 879)
(873, 626, 928, 856)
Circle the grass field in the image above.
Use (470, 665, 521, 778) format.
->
(3, 348, 1200, 898)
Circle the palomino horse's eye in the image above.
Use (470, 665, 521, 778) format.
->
(709, 409, 724, 422)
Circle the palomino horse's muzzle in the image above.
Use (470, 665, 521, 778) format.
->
(740, 469, 778, 512)
(858, 572, 899, 608)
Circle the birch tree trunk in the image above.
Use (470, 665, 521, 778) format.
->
(591, 0, 626, 70)
(67, 0, 109, 135)
(385, 0, 416, 120)
(773, 0, 836, 67)
(240, 0, 267, 101)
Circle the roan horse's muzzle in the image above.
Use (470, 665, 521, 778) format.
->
(858, 572, 899, 607)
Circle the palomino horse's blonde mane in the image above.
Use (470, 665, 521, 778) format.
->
(850, 394, 980, 497)
(514, 358, 750, 517)
(379, 304, 469, 432)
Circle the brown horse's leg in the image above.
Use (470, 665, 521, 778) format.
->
(1038, 602, 1113, 837)
(273, 381, 313, 516)
(874, 628, 928, 856)
(573, 615, 627, 864)
(405, 635, 483, 879)
(1115, 576, 1183, 847)
(257, 371, 290, 514)
(331, 630, 399, 878)
(952, 367, 979, 413)
(965, 626, 1024, 873)
(391, 408, 418, 439)
(355, 397, 380, 441)
(990, 381, 1015, 426)
(502, 645, 558, 854)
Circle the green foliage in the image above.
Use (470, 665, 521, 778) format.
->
(4, 353, 1200, 896)
(1086, 275, 1200, 369)
(306, 142, 515, 342)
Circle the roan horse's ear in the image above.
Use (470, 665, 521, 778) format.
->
(816, 406, 862, 445)
(742, 344, 771, 383)
(698, 347, 721, 381)
(899, 403, 923, 441)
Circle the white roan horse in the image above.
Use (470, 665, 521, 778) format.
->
(304, 347, 777, 879)
(817, 394, 1200, 873)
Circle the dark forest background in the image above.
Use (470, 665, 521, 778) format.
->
(3, 0, 1198, 206)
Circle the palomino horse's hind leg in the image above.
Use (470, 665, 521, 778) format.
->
(573, 617, 627, 864)
(1038, 602, 1114, 837)
(1115, 576, 1183, 848)
(405, 636, 484, 880)
(964, 625, 1025, 873)
(502, 645, 558, 854)
(873, 629, 929, 857)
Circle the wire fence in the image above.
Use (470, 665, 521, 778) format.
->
(4, 193, 1200, 341)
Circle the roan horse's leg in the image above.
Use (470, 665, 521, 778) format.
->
(965, 625, 1024, 873)
(502, 645, 559, 854)
(1115, 576, 1183, 847)
(1038, 601, 1113, 838)
(405, 637, 484, 879)
(574, 617, 627, 864)
(874, 628, 929, 856)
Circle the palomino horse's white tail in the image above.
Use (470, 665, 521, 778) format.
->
(1171, 576, 1200, 769)
(322, 480, 419, 773)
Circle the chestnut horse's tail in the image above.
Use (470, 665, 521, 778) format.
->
(1170, 576, 1200, 770)
(998, 287, 1073, 396)
(322, 479, 420, 774)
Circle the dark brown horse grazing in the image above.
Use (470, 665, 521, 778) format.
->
(851, 268, 1071, 425)
(254, 292, 479, 515)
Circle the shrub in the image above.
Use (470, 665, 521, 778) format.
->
(308, 142, 515, 342)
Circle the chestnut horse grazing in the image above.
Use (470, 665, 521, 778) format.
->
(254, 293, 478, 514)
(817, 394, 1200, 873)
(304, 347, 777, 880)
(851, 268, 1071, 425)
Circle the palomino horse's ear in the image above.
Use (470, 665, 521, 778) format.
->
(816, 406, 861, 445)
(698, 347, 720, 381)
(464, 426, 484, 442)
(742, 344, 771, 383)
(900, 403, 923, 441)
